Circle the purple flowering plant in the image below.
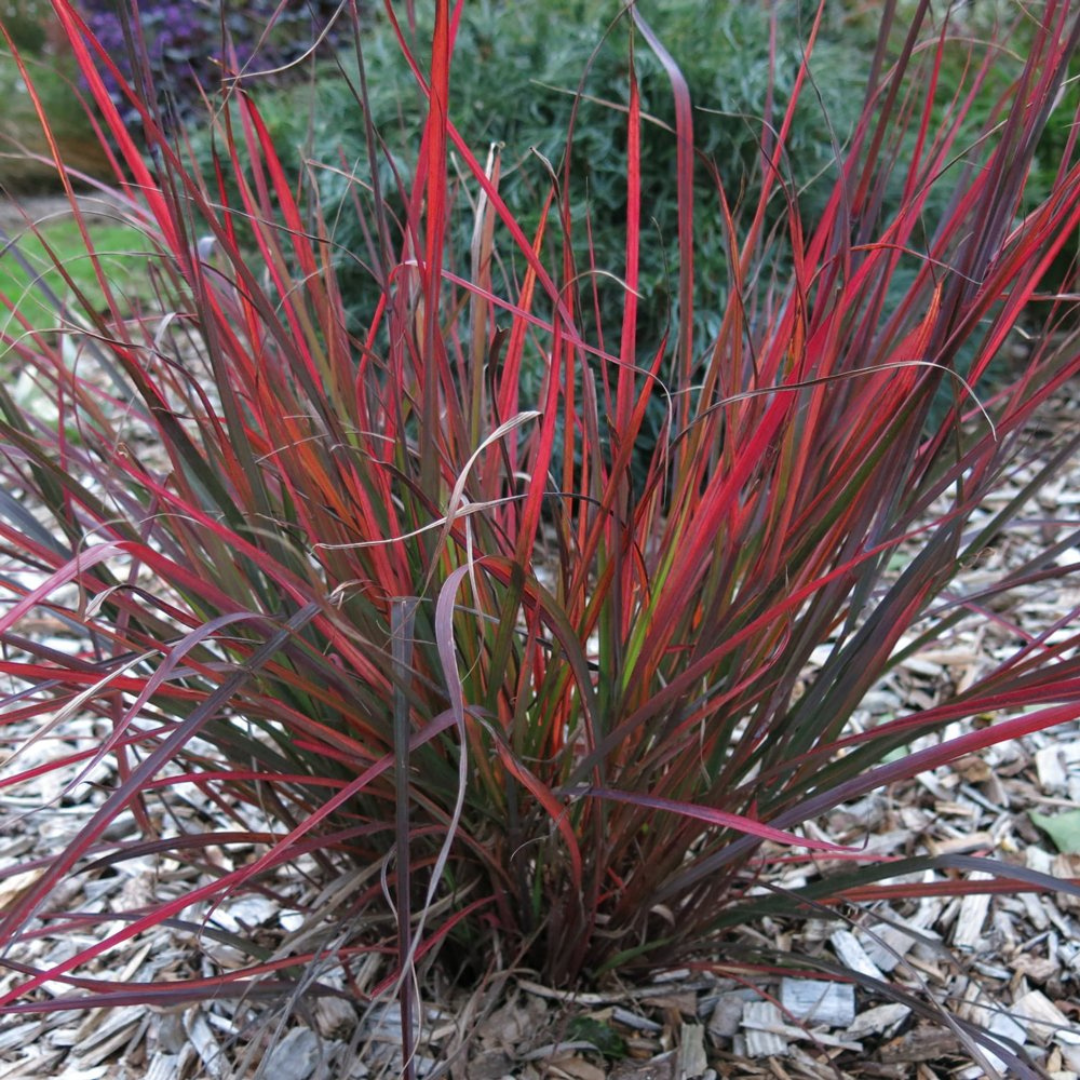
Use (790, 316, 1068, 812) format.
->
(77, 0, 344, 124)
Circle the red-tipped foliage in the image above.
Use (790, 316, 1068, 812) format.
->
(1, 0, 1079, 1056)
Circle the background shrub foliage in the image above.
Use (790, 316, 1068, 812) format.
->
(199, 0, 1065, 436)
(244, 0, 869, 351)
(1, 0, 1080, 1074)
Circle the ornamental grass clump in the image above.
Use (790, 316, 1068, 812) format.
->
(1, 0, 1080, 1074)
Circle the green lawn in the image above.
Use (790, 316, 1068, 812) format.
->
(0, 218, 155, 333)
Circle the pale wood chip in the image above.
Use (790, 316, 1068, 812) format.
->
(521, 1042, 603, 1062)
(76, 1012, 149, 1069)
(951, 872, 994, 950)
(641, 992, 697, 1018)
(476, 999, 534, 1047)
(144, 1044, 196, 1080)
(779, 979, 855, 1027)
(859, 924, 918, 972)
(1019, 889, 1052, 931)
(1035, 743, 1080, 795)
(846, 1003, 911, 1039)
(74, 1005, 143, 1054)
(706, 995, 745, 1040)
(742, 1002, 788, 1058)
(899, 655, 946, 677)
(314, 995, 357, 1039)
(830, 928, 885, 980)
(0, 867, 46, 909)
(608, 1057, 676, 1080)
(1060, 1041, 1080, 1074)
(464, 1048, 512, 1080)
(652, 968, 692, 983)
(183, 1008, 225, 1080)
(262, 1026, 321, 1080)
(516, 979, 618, 1006)
(741, 1000, 864, 1057)
(1010, 952, 1059, 983)
(0, 1021, 45, 1055)
(1011, 989, 1080, 1046)
(612, 1006, 663, 1033)
(676, 1022, 708, 1077)
(986, 1007, 1028, 1054)
(0, 1052, 66, 1080)
(925, 830, 995, 856)
(1054, 853, 1080, 910)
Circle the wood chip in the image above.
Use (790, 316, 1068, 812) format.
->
(880, 1025, 962, 1064)
(925, 831, 995, 856)
(522, 1042, 604, 1063)
(1012, 989, 1079, 1046)
(183, 1008, 224, 1080)
(676, 1022, 708, 1077)
(262, 1027, 320, 1080)
(549, 1057, 605, 1080)
(0, 1051, 67, 1079)
(641, 992, 697, 1018)
(742, 1002, 788, 1058)
(779, 978, 855, 1027)
(707, 995, 744, 1040)
(609, 1058, 676, 1080)
(0, 868, 46, 909)
(76, 1013, 147, 1069)
(986, 1007, 1029, 1055)
(74, 1006, 143, 1055)
(314, 995, 356, 1038)
(145, 1046, 195, 1080)
(830, 928, 886, 979)
(613, 1006, 663, 1033)
(741, 1001, 863, 1055)
(952, 872, 994, 950)
(1035, 745, 1075, 795)
(860, 923, 917, 972)
(846, 1004, 911, 1039)
(0, 1021, 45, 1055)
(1020, 890, 1052, 931)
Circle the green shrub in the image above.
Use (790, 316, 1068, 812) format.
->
(214, 0, 875, 481)
(1, 0, 51, 51)
(239, 0, 869, 347)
